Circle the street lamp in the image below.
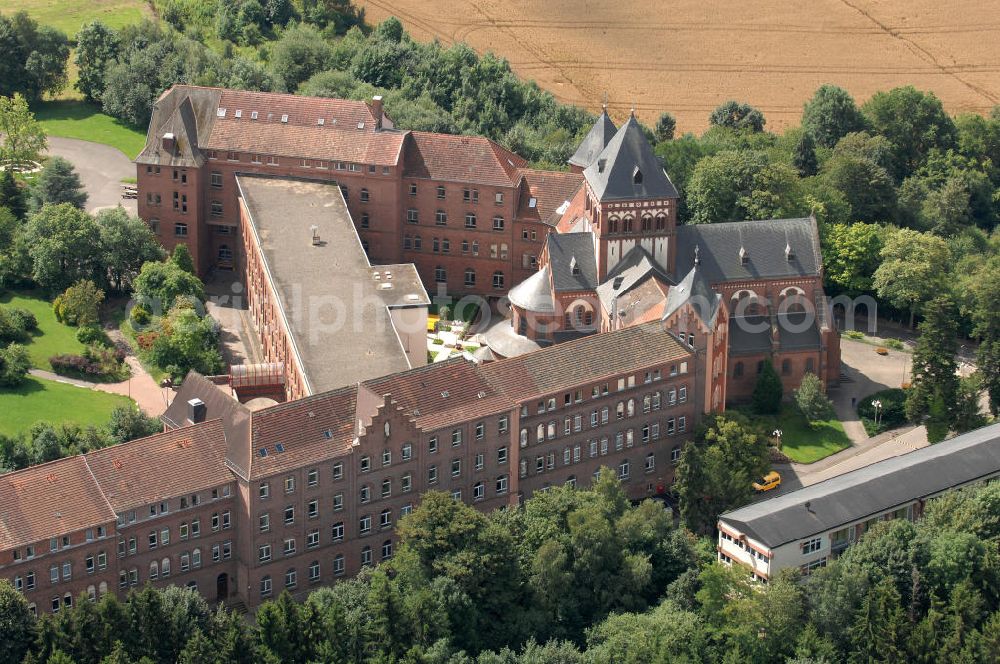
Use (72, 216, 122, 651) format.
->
(871, 400, 882, 430)
(772, 429, 782, 450)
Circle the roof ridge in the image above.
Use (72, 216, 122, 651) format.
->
(81, 454, 117, 519)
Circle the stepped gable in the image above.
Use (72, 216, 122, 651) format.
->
(582, 115, 678, 201)
(86, 420, 231, 512)
(674, 217, 822, 285)
(568, 109, 617, 169)
(0, 456, 116, 551)
(402, 132, 527, 187)
(363, 358, 510, 431)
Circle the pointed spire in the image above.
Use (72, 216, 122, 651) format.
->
(602, 91, 608, 113)
(694, 244, 700, 266)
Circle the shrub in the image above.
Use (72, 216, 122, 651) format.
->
(0, 307, 31, 344)
(50, 345, 127, 380)
(136, 331, 160, 351)
(844, 330, 864, 340)
(76, 325, 111, 347)
(884, 338, 905, 350)
(0, 343, 31, 386)
(6, 308, 37, 332)
(857, 387, 909, 436)
(53, 280, 104, 326)
(431, 338, 444, 346)
(130, 304, 150, 326)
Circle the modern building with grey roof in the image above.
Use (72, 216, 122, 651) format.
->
(717, 423, 1000, 582)
(237, 175, 430, 399)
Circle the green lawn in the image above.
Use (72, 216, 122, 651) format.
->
(1, 290, 86, 371)
(773, 406, 851, 464)
(0, 376, 131, 436)
(33, 100, 147, 159)
(6, 0, 151, 36)
(739, 404, 852, 464)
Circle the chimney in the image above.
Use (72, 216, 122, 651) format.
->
(310, 225, 321, 246)
(161, 132, 176, 154)
(187, 398, 206, 424)
(371, 95, 384, 131)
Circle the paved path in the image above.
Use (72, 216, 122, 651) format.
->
(29, 359, 172, 418)
(44, 136, 137, 216)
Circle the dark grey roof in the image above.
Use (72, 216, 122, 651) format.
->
(675, 217, 822, 285)
(596, 246, 672, 313)
(547, 232, 598, 292)
(728, 316, 772, 355)
(582, 116, 678, 202)
(663, 266, 722, 326)
(137, 86, 220, 167)
(778, 312, 821, 350)
(568, 110, 617, 169)
(720, 422, 1000, 548)
(508, 266, 555, 313)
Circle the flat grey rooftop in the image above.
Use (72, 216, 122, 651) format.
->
(237, 175, 422, 394)
(720, 422, 1000, 548)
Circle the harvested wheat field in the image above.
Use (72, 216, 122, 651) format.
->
(359, 0, 1000, 132)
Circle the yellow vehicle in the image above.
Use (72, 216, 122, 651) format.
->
(753, 471, 782, 493)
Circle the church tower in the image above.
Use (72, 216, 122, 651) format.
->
(579, 112, 679, 280)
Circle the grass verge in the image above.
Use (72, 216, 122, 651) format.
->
(1, 290, 86, 371)
(0, 376, 131, 436)
(33, 100, 147, 159)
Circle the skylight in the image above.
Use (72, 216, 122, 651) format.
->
(275, 443, 286, 453)
(217, 108, 226, 117)
(281, 114, 289, 123)
(258, 448, 268, 457)
(235, 110, 242, 118)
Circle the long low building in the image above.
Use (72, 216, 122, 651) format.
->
(717, 422, 1000, 582)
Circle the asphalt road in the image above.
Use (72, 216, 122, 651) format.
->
(44, 136, 137, 216)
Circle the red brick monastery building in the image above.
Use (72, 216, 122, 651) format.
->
(0, 86, 841, 616)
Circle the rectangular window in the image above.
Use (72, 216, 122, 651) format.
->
(333, 462, 344, 480)
(174, 223, 188, 237)
(333, 493, 344, 511)
(210, 172, 222, 188)
(259, 545, 271, 562)
(428, 465, 438, 484)
(307, 529, 320, 549)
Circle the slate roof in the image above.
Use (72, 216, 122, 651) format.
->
(720, 422, 1000, 548)
(508, 265, 555, 313)
(0, 456, 116, 551)
(663, 266, 722, 326)
(546, 232, 598, 291)
(86, 420, 231, 512)
(674, 217, 822, 285)
(582, 115, 678, 201)
(596, 246, 672, 313)
(568, 110, 617, 169)
(403, 132, 526, 187)
(728, 316, 773, 355)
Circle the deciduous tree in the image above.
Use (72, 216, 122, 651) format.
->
(872, 228, 951, 327)
(0, 93, 47, 168)
(802, 84, 868, 148)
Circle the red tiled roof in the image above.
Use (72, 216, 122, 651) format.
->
(402, 132, 527, 187)
(207, 124, 405, 166)
(515, 169, 584, 224)
(216, 89, 385, 130)
(0, 456, 115, 551)
(363, 358, 510, 431)
(248, 386, 359, 480)
(482, 322, 692, 400)
(86, 420, 232, 512)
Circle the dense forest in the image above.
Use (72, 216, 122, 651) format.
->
(2, 471, 999, 664)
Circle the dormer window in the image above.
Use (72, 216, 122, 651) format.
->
(570, 257, 580, 276)
(317, 118, 325, 125)
(785, 242, 795, 261)
(235, 110, 242, 118)
(281, 114, 289, 123)
(251, 111, 258, 120)
(217, 108, 226, 118)
(633, 167, 643, 184)
(739, 246, 749, 265)
(597, 159, 607, 173)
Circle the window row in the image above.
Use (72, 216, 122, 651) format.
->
(406, 183, 503, 205)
